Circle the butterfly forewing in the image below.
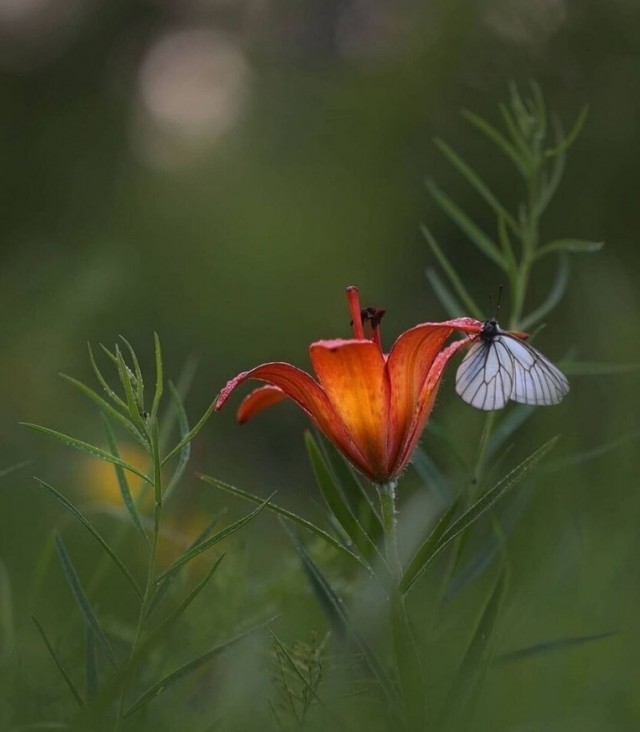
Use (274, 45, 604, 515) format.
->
(455, 321, 569, 410)
(455, 338, 513, 410)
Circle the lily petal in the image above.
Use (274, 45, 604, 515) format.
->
(237, 385, 287, 423)
(310, 339, 391, 481)
(215, 361, 370, 475)
(393, 337, 471, 474)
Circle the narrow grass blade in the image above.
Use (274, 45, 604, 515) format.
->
(0, 560, 14, 662)
(157, 496, 273, 582)
(88, 343, 128, 412)
(421, 224, 483, 319)
(410, 448, 451, 503)
(164, 382, 191, 500)
(199, 475, 365, 566)
(62, 374, 148, 447)
(426, 268, 465, 318)
(21, 424, 152, 486)
(35, 478, 142, 599)
(305, 433, 383, 570)
(124, 620, 272, 717)
(400, 498, 460, 595)
(317, 435, 383, 545)
(85, 626, 99, 700)
(537, 117, 566, 214)
(434, 138, 520, 234)
(161, 404, 215, 466)
(54, 535, 117, 667)
(498, 103, 531, 162)
(536, 238, 604, 259)
(115, 345, 148, 435)
(150, 420, 162, 518)
(519, 253, 569, 330)
(425, 179, 506, 269)
(462, 109, 526, 176)
(543, 429, 640, 473)
(544, 105, 589, 158)
(486, 405, 536, 460)
(101, 415, 149, 546)
(0, 460, 31, 480)
(145, 555, 225, 652)
(269, 630, 328, 711)
(401, 436, 558, 594)
(285, 525, 398, 705)
(496, 631, 616, 664)
(118, 336, 145, 413)
(441, 570, 508, 727)
(32, 615, 85, 708)
(559, 361, 640, 376)
(150, 332, 164, 423)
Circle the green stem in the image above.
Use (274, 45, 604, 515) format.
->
(378, 480, 425, 730)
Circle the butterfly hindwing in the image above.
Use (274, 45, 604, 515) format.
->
(505, 335, 569, 406)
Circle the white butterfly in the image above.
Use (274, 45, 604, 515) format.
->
(455, 319, 570, 411)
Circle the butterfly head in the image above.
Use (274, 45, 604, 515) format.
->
(480, 318, 500, 341)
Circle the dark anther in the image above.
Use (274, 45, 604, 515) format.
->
(360, 307, 386, 329)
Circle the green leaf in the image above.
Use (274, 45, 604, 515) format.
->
(462, 109, 526, 176)
(537, 116, 566, 214)
(119, 336, 145, 413)
(88, 343, 128, 412)
(441, 570, 508, 727)
(0, 460, 31, 480)
(32, 615, 85, 708)
(425, 179, 507, 270)
(421, 225, 483, 319)
(401, 436, 559, 594)
(144, 555, 226, 653)
(317, 434, 384, 545)
(305, 432, 384, 572)
(101, 415, 149, 546)
(150, 420, 163, 518)
(426, 268, 465, 318)
(161, 404, 214, 467)
(61, 374, 148, 447)
(21, 423, 152, 486)
(486, 405, 536, 460)
(124, 619, 273, 718)
(519, 252, 569, 331)
(34, 477, 142, 599)
(559, 361, 640, 376)
(54, 534, 117, 667)
(409, 448, 451, 503)
(284, 525, 398, 706)
(498, 103, 533, 166)
(199, 475, 365, 566)
(150, 332, 164, 423)
(496, 630, 616, 664)
(400, 499, 460, 595)
(536, 238, 604, 259)
(269, 630, 327, 710)
(0, 560, 14, 662)
(85, 626, 99, 701)
(115, 345, 148, 436)
(544, 104, 589, 158)
(433, 138, 520, 234)
(543, 429, 640, 473)
(157, 495, 273, 582)
(164, 382, 191, 500)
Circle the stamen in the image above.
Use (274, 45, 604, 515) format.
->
(346, 286, 365, 339)
(362, 307, 385, 348)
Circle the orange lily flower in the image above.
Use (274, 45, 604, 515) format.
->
(215, 287, 482, 483)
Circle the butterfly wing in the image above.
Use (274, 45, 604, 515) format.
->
(504, 335, 570, 405)
(455, 337, 514, 410)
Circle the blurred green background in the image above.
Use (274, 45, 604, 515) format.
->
(1, 0, 640, 729)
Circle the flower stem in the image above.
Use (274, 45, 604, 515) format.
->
(378, 480, 426, 730)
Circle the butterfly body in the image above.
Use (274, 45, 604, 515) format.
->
(455, 319, 569, 411)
